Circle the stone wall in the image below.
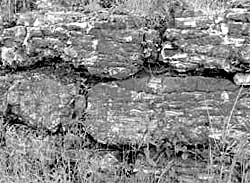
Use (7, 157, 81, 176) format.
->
(1, 2, 250, 181)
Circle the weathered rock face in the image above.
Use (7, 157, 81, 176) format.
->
(0, 11, 159, 79)
(5, 73, 86, 131)
(86, 76, 247, 144)
(1, 1, 250, 142)
(1, 1, 250, 181)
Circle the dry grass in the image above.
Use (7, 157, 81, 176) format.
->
(187, 0, 229, 15)
(120, 0, 153, 14)
(207, 86, 250, 183)
(0, 0, 231, 19)
(0, 140, 170, 182)
(120, 0, 230, 16)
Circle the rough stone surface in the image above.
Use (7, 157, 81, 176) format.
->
(1, 3, 250, 182)
(5, 73, 86, 131)
(0, 11, 159, 79)
(86, 76, 245, 144)
(1, 3, 250, 143)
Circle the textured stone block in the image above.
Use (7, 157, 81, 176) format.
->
(85, 76, 242, 144)
(175, 16, 213, 29)
(0, 11, 159, 79)
(3, 73, 86, 132)
(227, 22, 250, 36)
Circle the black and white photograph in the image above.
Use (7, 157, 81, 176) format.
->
(1, 0, 250, 182)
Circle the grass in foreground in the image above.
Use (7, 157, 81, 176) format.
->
(207, 86, 250, 183)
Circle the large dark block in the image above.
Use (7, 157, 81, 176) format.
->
(85, 76, 245, 144)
